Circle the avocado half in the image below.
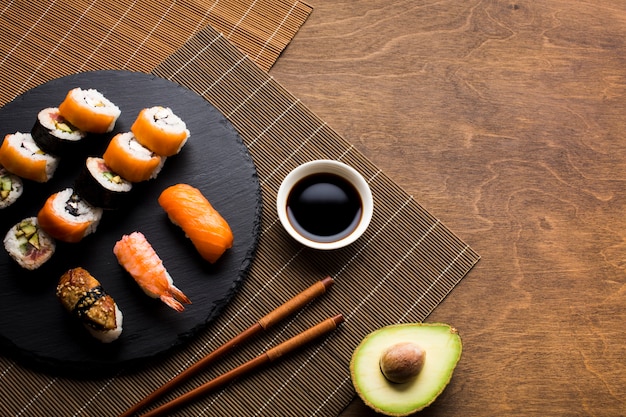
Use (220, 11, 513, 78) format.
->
(350, 323, 462, 416)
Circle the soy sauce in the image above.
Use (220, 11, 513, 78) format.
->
(286, 173, 362, 243)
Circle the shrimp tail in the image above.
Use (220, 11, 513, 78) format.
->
(170, 285, 192, 305)
(160, 294, 185, 312)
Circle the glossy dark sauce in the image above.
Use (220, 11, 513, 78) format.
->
(286, 173, 362, 243)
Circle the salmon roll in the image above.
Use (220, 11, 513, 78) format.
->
(0, 166, 23, 209)
(31, 107, 86, 156)
(74, 157, 132, 210)
(58, 88, 121, 134)
(0, 132, 60, 182)
(37, 188, 103, 243)
(158, 183, 233, 263)
(103, 132, 164, 183)
(131, 106, 190, 156)
(56, 267, 123, 343)
(3, 217, 56, 270)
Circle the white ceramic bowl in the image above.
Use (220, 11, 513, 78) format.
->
(277, 160, 373, 250)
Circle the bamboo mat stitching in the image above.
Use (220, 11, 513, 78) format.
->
(166, 35, 225, 81)
(225, 0, 258, 37)
(201, 54, 250, 93)
(19, 378, 58, 416)
(225, 77, 275, 117)
(248, 99, 303, 146)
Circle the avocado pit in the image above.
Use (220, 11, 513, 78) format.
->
(379, 341, 426, 383)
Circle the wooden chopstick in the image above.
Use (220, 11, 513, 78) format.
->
(120, 276, 335, 417)
(138, 314, 344, 417)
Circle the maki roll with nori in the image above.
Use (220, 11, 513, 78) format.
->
(74, 157, 132, 210)
(31, 107, 86, 156)
(0, 132, 60, 182)
(37, 188, 103, 243)
(0, 166, 23, 209)
(3, 217, 56, 270)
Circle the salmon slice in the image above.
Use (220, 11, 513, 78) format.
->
(158, 183, 233, 263)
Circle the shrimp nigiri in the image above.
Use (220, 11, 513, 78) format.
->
(158, 183, 233, 263)
(113, 231, 191, 312)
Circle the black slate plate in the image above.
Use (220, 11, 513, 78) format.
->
(0, 70, 262, 377)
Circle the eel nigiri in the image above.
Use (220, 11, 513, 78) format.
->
(158, 183, 233, 264)
(56, 267, 123, 343)
(113, 231, 191, 312)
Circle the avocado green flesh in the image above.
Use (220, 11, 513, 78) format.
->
(351, 324, 462, 416)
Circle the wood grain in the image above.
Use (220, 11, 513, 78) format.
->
(270, 1, 626, 415)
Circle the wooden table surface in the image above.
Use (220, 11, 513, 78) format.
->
(270, 1, 626, 416)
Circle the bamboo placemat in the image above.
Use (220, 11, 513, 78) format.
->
(0, 0, 310, 105)
(0, 1, 480, 416)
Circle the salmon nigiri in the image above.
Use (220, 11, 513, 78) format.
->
(113, 231, 191, 312)
(158, 183, 233, 263)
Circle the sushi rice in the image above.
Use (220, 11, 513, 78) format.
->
(85, 304, 124, 343)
